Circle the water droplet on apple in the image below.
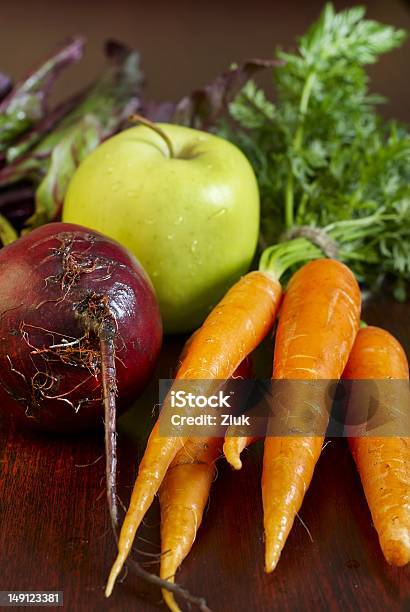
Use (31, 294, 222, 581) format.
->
(167, 234, 174, 240)
(209, 208, 227, 220)
(152, 270, 159, 278)
(190, 240, 198, 253)
(174, 216, 184, 225)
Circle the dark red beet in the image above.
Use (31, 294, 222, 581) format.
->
(0, 222, 162, 433)
(0, 222, 162, 527)
(0, 223, 213, 607)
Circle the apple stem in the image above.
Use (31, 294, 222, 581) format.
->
(129, 114, 174, 159)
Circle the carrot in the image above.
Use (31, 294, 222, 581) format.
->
(105, 238, 322, 596)
(343, 326, 410, 566)
(262, 258, 361, 572)
(105, 270, 282, 595)
(223, 434, 259, 470)
(159, 438, 221, 612)
(159, 358, 252, 612)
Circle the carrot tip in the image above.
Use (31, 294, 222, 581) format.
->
(105, 553, 125, 597)
(162, 582, 182, 612)
(223, 442, 243, 470)
(264, 542, 281, 573)
(104, 580, 114, 598)
(264, 561, 278, 574)
(383, 536, 410, 567)
(230, 457, 243, 470)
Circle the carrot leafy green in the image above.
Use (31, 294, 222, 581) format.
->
(218, 3, 409, 297)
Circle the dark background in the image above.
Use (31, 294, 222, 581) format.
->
(0, 0, 409, 121)
(1, 2, 410, 612)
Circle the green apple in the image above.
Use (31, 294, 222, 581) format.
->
(63, 123, 259, 333)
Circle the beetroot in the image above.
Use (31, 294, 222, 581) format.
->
(0, 222, 162, 524)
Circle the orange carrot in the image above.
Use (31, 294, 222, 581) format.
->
(262, 259, 361, 572)
(343, 326, 410, 566)
(159, 438, 221, 612)
(159, 358, 252, 612)
(106, 238, 322, 596)
(223, 434, 259, 470)
(105, 270, 282, 595)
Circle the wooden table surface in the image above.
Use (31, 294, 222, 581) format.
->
(1, 3, 409, 609)
(0, 294, 409, 612)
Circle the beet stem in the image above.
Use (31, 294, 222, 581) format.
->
(126, 558, 212, 612)
(99, 327, 119, 531)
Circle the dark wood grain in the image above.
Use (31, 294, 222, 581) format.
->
(0, 296, 409, 612)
